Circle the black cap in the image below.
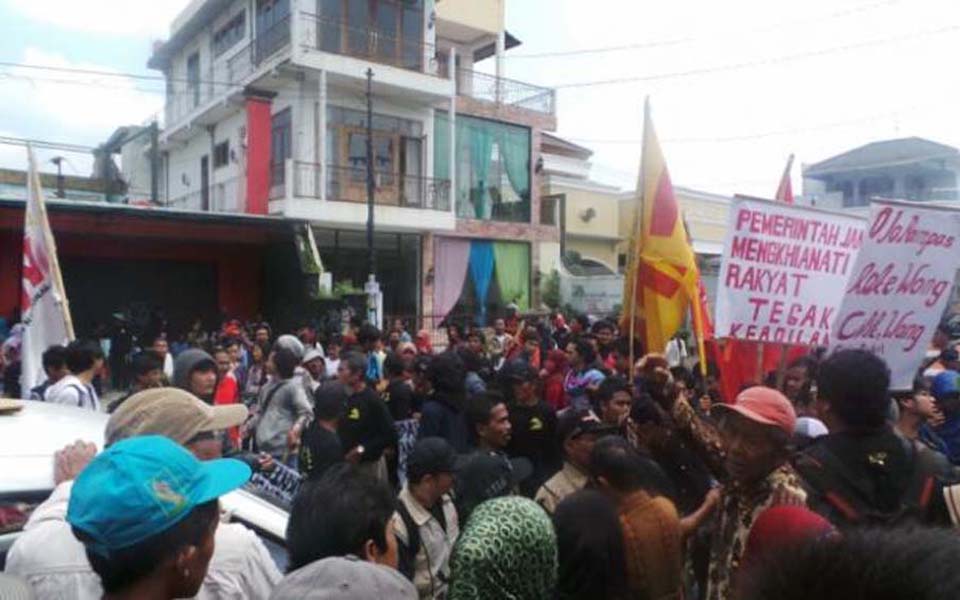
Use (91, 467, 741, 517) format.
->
(406, 437, 459, 480)
(500, 359, 538, 383)
(556, 408, 619, 442)
(455, 451, 533, 507)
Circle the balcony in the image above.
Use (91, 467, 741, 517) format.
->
(164, 16, 292, 133)
(165, 176, 247, 213)
(292, 162, 450, 211)
(439, 57, 556, 117)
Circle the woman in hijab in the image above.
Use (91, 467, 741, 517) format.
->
(449, 496, 557, 600)
(553, 490, 629, 600)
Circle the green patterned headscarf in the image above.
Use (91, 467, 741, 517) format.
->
(449, 496, 558, 600)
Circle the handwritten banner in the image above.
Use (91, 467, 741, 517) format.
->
(830, 201, 960, 388)
(716, 197, 865, 346)
(247, 460, 302, 509)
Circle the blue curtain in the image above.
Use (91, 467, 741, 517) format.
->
(469, 240, 495, 326)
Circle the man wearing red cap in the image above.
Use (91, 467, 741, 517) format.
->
(705, 386, 807, 600)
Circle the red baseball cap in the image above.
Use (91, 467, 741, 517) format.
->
(716, 386, 796, 435)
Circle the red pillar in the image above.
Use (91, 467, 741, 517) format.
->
(0, 231, 20, 319)
(245, 92, 274, 215)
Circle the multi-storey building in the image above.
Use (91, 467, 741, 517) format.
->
(148, 0, 559, 326)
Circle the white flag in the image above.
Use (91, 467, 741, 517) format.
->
(20, 146, 74, 397)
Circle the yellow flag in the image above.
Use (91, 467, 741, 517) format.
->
(621, 100, 702, 356)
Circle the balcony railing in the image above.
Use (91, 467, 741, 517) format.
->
(293, 162, 450, 211)
(165, 177, 246, 213)
(449, 66, 556, 116)
(165, 16, 291, 129)
(299, 13, 446, 78)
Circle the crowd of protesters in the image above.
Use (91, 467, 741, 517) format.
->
(7, 309, 960, 599)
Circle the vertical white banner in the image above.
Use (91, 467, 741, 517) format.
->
(20, 147, 74, 397)
(716, 197, 865, 345)
(831, 200, 960, 389)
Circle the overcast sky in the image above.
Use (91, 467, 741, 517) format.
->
(1, 0, 959, 198)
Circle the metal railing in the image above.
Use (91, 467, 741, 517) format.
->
(165, 17, 291, 129)
(293, 162, 451, 211)
(299, 12, 446, 77)
(452, 67, 556, 116)
(165, 176, 246, 213)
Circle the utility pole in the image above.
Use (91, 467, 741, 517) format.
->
(50, 157, 65, 198)
(363, 68, 382, 328)
(365, 68, 375, 278)
(150, 121, 160, 205)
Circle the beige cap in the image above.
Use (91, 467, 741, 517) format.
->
(105, 388, 249, 447)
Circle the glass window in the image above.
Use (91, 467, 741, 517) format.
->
(319, 0, 342, 53)
(213, 11, 246, 57)
(271, 108, 292, 185)
(214, 141, 230, 169)
(186, 53, 200, 107)
(347, 0, 370, 56)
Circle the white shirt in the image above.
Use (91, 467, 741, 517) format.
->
(44, 375, 100, 411)
(393, 487, 459, 600)
(163, 353, 175, 380)
(324, 358, 341, 379)
(6, 481, 282, 600)
(665, 338, 688, 368)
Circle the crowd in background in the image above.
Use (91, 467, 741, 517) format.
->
(7, 309, 960, 599)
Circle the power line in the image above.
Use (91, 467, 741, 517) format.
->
(550, 22, 960, 89)
(506, 0, 902, 59)
(0, 135, 95, 153)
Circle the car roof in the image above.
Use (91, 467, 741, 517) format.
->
(0, 400, 289, 540)
(0, 401, 107, 493)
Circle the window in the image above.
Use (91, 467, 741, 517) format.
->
(327, 106, 423, 205)
(270, 108, 292, 186)
(214, 141, 230, 169)
(186, 53, 200, 107)
(213, 11, 246, 57)
(316, 0, 424, 70)
(435, 112, 531, 223)
(256, 0, 291, 63)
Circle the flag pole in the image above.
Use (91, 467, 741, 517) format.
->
(28, 146, 75, 340)
(628, 98, 650, 369)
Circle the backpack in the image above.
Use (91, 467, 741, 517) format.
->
(794, 436, 945, 527)
(395, 501, 421, 581)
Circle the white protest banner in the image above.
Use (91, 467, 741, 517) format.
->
(830, 200, 960, 388)
(716, 197, 865, 346)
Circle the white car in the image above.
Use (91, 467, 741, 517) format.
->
(0, 401, 290, 571)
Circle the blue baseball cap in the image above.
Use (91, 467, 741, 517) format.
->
(67, 435, 251, 556)
(932, 370, 960, 401)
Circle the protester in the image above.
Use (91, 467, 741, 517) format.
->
(460, 348, 488, 397)
(109, 351, 164, 413)
(393, 318, 413, 344)
(7, 388, 279, 599)
(738, 528, 960, 600)
(448, 496, 557, 600)
(299, 384, 346, 481)
(173, 348, 219, 404)
(796, 350, 955, 527)
(665, 332, 688, 368)
(29, 344, 68, 401)
(597, 376, 633, 429)
(213, 346, 240, 406)
(45, 340, 103, 410)
(894, 376, 950, 457)
(500, 359, 560, 496)
(285, 464, 399, 572)
(415, 330, 434, 356)
(337, 352, 398, 482)
(148, 332, 174, 381)
(932, 369, 960, 464)
(66, 436, 250, 600)
(456, 391, 533, 521)
(270, 555, 417, 600)
(553, 490, 629, 600)
(301, 348, 326, 394)
(590, 435, 684, 600)
(487, 318, 512, 370)
(243, 341, 271, 403)
(739, 505, 836, 574)
(419, 351, 471, 453)
(535, 408, 615, 514)
(252, 344, 313, 462)
(384, 352, 416, 421)
(394, 438, 460, 599)
(563, 339, 605, 411)
(541, 349, 568, 411)
(358, 325, 386, 384)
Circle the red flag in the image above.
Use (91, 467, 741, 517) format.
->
(715, 155, 800, 402)
(775, 154, 795, 204)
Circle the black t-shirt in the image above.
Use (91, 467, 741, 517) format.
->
(384, 379, 415, 421)
(506, 401, 561, 496)
(299, 422, 343, 481)
(338, 386, 398, 462)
